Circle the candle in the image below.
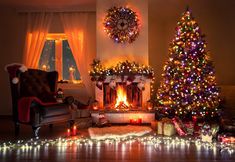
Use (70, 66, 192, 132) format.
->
(138, 118, 142, 124)
(67, 129, 71, 137)
(130, 119, 133, 124)
(72, 126, 77, 136)
(69, 67, 75, 81)
(42, 65, 47, 71)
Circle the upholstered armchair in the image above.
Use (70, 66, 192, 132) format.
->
(6, 65, 74, 138)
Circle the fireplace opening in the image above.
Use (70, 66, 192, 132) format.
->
(103, 83, 142, 109)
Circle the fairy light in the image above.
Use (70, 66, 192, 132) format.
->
(89, 60, 154, 82)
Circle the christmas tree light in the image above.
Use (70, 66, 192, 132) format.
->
(156, 8, 220, 119)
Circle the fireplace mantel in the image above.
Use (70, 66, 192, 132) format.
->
(102, 75, 152, 83)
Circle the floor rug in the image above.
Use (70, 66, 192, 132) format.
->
(88, 125, 152, 140)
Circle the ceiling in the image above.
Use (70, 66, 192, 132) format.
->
(0, 0, 96, 10)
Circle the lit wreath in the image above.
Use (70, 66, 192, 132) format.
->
(103, 6, 140, 43)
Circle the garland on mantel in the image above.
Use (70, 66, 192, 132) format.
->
(89, 59, 154, 82)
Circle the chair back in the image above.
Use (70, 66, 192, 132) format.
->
(7, 68, 58, 122)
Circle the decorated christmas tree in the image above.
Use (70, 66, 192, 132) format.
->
(156, 8, 220, 120)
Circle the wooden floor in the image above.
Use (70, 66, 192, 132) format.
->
(0, 118, 234, 162)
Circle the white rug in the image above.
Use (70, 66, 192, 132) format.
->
(88, 125, 152, 140)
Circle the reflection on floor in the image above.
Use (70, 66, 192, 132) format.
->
(0, 117, 234, 162)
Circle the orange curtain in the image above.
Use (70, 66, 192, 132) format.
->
(60, 13, 95, 98)
(23, 13, 53, 68)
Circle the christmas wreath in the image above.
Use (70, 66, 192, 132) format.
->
(103, 6, 140, 43)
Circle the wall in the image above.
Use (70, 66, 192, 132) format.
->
(0, 8, 26, 115)
(96, 0, 148, 66)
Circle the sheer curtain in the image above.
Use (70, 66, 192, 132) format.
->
(60, 13, 95, 98)
(23, 13, 53, 68)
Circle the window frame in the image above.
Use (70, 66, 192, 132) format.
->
(41, 33, 82, 84)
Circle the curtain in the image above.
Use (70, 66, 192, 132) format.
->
(23, 13, 53, 68)
(60, 13, 95, 98)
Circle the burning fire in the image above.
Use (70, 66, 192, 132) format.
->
(115, 86, 129, 108)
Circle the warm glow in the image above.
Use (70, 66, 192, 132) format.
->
(115, 86, 129, 108)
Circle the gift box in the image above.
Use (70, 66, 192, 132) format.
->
(157, 118, 176, 136)
(151, 120, 158, 131)
(184, 121, 194, 135)
(218, 133, 235, 144)
(172, 117, 187, 136)
(200, 123, 213, 143)
(201, 134, 213, 143)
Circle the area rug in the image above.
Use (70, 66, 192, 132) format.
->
(88, 125, 152, 140)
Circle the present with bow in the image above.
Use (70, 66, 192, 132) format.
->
(157, 118, 176, 136)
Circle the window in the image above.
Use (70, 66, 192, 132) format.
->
(39, 34, 81, 83)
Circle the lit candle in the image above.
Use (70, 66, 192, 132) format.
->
(130, 119, 133, 124)
(72, 126, 77, 136)
(69, 67, 75, 81)
(42, 65, 47, 71)
(67, 129, 71, 137)
(138, 118, 142, 124)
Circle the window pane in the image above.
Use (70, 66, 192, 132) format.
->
(62, 40, 81, 80)
(38, 40, 55, 71)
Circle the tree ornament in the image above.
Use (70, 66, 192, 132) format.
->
(103, 6, 140, 43)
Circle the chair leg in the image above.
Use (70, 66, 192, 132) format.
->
(14, 122, 20, 137)
(32, 126, 40, 138)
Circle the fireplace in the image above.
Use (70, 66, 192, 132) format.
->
(103, 83, 142, 110)
(90, 60, 154, 110)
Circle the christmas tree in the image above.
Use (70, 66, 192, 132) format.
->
(157, 8, 220, 120)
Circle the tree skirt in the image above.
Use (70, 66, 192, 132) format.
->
(88, 125, 152, 140)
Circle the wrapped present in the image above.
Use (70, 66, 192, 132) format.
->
(184, 121, 194, 135)
(157, 118, 176, 136)
(218, 133, 235, 144)
(172, 117, 187, 136)
(201, 123, 213, 143)
(194, 122, 203, 135)
(151, 120, 158, 131)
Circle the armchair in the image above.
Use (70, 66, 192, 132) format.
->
(6, 66, 74, 138)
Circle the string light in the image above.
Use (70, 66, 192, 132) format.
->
(0, 135, 234, 155)
(89, 59, 154, 82)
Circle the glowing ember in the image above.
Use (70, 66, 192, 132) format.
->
(115, 86, 129, 108)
